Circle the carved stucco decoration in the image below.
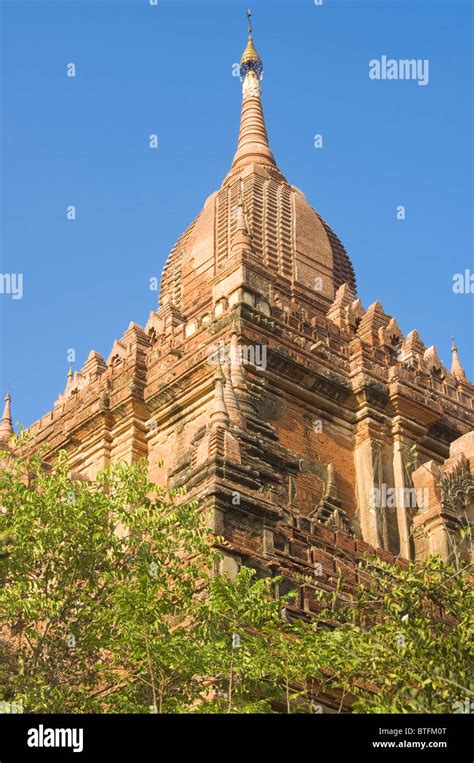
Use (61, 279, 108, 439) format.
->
(440, 457, 474, 515)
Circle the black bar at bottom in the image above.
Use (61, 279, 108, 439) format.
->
(0, 713, 471, 761)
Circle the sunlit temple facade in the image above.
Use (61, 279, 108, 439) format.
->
(2, 20, 473, 620)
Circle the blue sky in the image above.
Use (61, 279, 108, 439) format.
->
(1, 0, 472, 429)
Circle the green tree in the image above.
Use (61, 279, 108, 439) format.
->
(301, 556, 474, 713)
(1, 444, 472, 714)
(0, 447, 301, 713)
(197, 567, 291, 713)
(0, 447, 216, 712)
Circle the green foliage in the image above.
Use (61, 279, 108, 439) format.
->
(309, 556, 474, 713)
(0, 448, 472, 714)
(0, 450, 216, 712)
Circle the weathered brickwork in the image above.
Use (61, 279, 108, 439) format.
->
(1, 27, 472, 644)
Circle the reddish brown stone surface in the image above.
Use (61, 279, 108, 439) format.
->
(9, 29, 471, 618)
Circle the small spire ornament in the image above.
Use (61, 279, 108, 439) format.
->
(450, 335, 466, 380)
(0, 389, 13, 443)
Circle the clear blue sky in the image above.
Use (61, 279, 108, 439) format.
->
(1, 0, 472, 429)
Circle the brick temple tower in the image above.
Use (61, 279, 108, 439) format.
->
(11, 17, 473, 592)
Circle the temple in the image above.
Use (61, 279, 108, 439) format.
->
(3, 17, 473, 619)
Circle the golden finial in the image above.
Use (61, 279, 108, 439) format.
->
(240, 9, 263, 80)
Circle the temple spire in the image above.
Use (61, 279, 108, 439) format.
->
(231, 194, 253, 255)
(230, 11, 277, 172)
(451, 336, 466, 379)
(210, 364, 230, 429)
(0, 390, 13, 443)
